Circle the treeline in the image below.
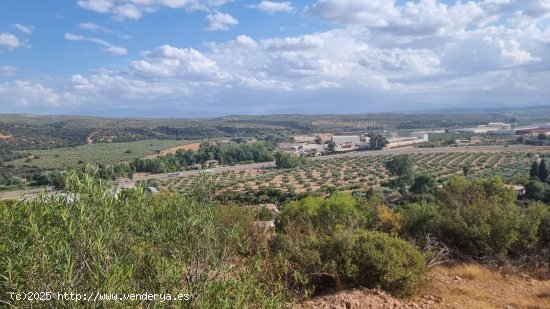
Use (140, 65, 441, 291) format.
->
(130, 141, 275, 174)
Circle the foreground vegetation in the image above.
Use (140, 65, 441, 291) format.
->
(1, 165, 549, 307)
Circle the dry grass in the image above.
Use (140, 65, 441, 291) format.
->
(145, 142, 201, 158)
(418, 264, 550, 309)
(446, 263, 493, 280)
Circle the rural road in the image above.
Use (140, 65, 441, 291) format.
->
(2, 144, 549, 201)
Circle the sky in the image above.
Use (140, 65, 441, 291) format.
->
(0, 0, 549, 117)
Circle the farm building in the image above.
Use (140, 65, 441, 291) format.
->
(332, 135, 361, 146)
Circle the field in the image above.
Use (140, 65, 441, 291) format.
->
(12, 139, 195, 169)
(160, 150, 543, 195)
(144, 142, 202, 158)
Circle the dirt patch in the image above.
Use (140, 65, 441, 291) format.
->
(0, 133, 13, 139)
(86, 131, 98, 144)
(294, 264, 550, 309)
(295, 288, 431, 309)
(423, 264, 550, 309)
(145, 143, 201, 158)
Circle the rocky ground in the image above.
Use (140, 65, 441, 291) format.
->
(295, 264, 550, 309)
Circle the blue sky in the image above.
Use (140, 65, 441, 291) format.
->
(0, 0, 549, 117)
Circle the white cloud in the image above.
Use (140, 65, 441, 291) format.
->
(104, 46, 128, 55)
(498, 39, 540, 65)
(131, 44, 226, 80)
(65, 33, 127, 56)
(4, 1, 550, 114)
(0, 66, 18, 76)
(71, 74, 97, 90)
(236, 76, 293, 91)
(524, 0, 550, 18)
(0, 80, 77, 107)
(304, 81, 341, 90)
(305, 0, 515, 37)
(14, 24, 34, 34)
(205, 11, 239, 31)
(304, 0, 398, 26)
(0, 33, 22, 49)
(79, 22, 113, 33)
(77, 0, 114, 13)
(248, 1, 294, 14)
(261, 35, 324, 51)
(77, 0, 231, 21)
(113, 3, 143, 20)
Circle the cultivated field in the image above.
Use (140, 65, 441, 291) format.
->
(160, 150, 545, 195)
(144, 142, 201, 158)
(12, 139, 195, 169)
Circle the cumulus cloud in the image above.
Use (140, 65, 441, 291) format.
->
(65, 33, 127, 56)
(4, 1, 550, 114)
(305, 0, 515, 37)
(14, 24, 34, 34)
(0, 33, 22, 49)
(205, 11, 239, 31)
(130, 44, 226, 80)
(248, 1, 294, 14)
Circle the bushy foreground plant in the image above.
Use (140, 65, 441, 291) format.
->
(273, 229, 426, 296)
(0, 169, 288, 308)
(274, 193, 427, 296)
(400, 176, 550, 259)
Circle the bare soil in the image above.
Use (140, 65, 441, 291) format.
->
(295, 264, 550, 309)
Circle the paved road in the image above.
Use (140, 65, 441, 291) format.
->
(2, 144, 548, 201)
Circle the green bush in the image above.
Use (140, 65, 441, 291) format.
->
(275, 229, 426, 296)
(515, 202, 550, 252)
(401, 202, 442, 243)
(436, 176, 520, 256)
(0, 170, 285, 308)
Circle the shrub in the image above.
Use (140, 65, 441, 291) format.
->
(401, 202, 442, 243)
(515, 202, 550, 252)
(275, 229, 426, 296)
(376, 204, 404, 235)
(0, 170, 285, 308)
(436, 176, 521, 256)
